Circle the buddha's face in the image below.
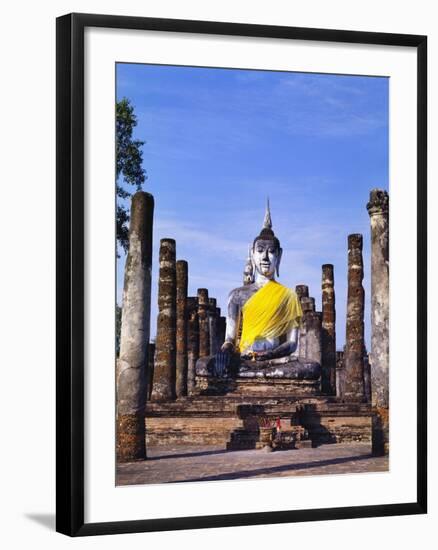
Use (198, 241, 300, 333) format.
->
(252, 239, 282, 279)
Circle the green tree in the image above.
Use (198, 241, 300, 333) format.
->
(116, 97, 146, 252)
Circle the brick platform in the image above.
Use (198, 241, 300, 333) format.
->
(145, 395, 372, 446)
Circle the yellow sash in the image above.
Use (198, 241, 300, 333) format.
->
(239, 281, 302, 352)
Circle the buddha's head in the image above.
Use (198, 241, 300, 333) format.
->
(251, 200, 282, 279)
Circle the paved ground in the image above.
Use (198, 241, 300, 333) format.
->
(117, 443, 388, 485)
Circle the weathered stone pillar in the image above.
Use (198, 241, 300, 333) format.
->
(208, 298, 218, 355)
(117, 192, 154, 462)
(198, 289, 210, 357)
(175, 260, 188, 398)
(295, 284, 309, 301)
(186, 297, 199, 395)
(150, 239, 177, 401)
(295, 285, 309, 359)
(344, 234, 366, 402)
(367, 189, 389, 455)
(305, 311, 322, 364)
(215, 306, 222, 352)
(321, 264, 336, 395)
(301, 297, 315, 313)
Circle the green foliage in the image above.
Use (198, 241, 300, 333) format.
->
(116, 98, 147, 252)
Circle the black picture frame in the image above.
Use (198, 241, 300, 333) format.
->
(56, 12, 427, 537)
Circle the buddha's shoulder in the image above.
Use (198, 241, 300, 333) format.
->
(277, 282, 297, 295)
(269, 282, 299, 300)
(227, 283, 258, 304)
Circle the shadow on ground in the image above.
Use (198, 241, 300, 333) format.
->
(172, 453, 374, 483)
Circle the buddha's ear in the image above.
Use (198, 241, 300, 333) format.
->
(250, 246, 256, 274)
(276, 248, 283, 277)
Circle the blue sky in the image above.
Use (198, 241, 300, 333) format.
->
(116, 63, 389, 350)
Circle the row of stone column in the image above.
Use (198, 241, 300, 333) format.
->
(150, 241, 226, 402)
(115, 196, 227, 460)
(338, 189, 389, 455)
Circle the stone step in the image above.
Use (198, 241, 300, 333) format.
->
(146, 397, 371, 417)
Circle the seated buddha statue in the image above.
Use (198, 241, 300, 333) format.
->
(196, 202, 321, 381)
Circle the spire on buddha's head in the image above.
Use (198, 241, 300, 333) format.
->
(253, 198, 281, 251)
(263, 198, 272, 230)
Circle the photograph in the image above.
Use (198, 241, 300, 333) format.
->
(115, 62, 390, 486)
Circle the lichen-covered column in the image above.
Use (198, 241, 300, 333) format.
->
(117, 191, 154, 462)
(321, 264, 336, 395)
(344, 234, 366, 402)
(150, 239, 176, 401)
(175, 260, 188, 398)
(367, 189, 389, 455)
(186, 297, 199, 395)
(198, 288, 210, 357)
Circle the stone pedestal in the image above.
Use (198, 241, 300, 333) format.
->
(367, 189, 389, 455)
(322, 264, 336, 395)
(175, 260, 188, 398)
(151, 239, 177, 401)
(344, 234, 366, 402)
(117, 191, 154, 461)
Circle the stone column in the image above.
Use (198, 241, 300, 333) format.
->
(175, 260, 188, 398)
(344, 234, 366, 402)
(367, 189, 389, 455)
(295, 285, 309, 359)
(186, 297, 199, 395)
(150, 239, 177, 401)
(198, 289, 210, 357)
(295, 284, 309, 301)
(117, 191, 154, 462)
(321, 264, 336, 395)
(208, 298, 218, 355)
(336, 350, 345, 398)
(301, 297, 315, 312)
(305, 311, 322, 364)
(215, 306, 222, 352)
